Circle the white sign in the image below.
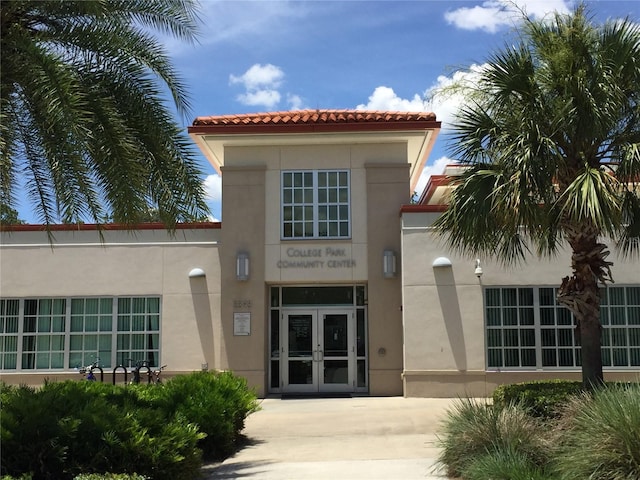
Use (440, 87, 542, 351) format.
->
(233, 312, 251, 336)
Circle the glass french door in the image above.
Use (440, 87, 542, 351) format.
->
(282, 309, 354, 393)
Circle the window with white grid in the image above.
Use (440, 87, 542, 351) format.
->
(485, 286, 640, 370)
(0, 296, 160, 371)
(282, 170, 350, 239)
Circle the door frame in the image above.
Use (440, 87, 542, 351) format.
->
(280, 308, 355, 393)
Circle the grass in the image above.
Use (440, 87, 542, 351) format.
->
(437, 383, 640, 480)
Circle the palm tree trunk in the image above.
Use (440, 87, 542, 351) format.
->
(557, 224, 613, 390)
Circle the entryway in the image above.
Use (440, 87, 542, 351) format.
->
(268, 285, 368, 395)
(283, 309, 353, 393)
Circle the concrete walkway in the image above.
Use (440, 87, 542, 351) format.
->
(202, 396, 455, 479)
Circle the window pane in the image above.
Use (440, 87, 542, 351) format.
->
(488, 349, 502, 367)
(520, 329, 535, 347)
(609, 287, 625, 305)
(520, 308, 534, 325)
(521, 349, 536, 367)
(503, 308, 518, 326)
(487, 329, 502, 347)
(539, 288, 555, 306)
(486, 289, 501, 307)
(502, 289, 517, 306)
(518, 288, 533, 306)
(540, 309, 555, 326)
(542, 349, 556, 366)
(541, 329, 556, 346)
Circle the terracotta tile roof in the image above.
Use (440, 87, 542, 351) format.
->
(192, 109, 437, 126)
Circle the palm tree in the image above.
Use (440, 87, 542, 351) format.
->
(435, 5, 640, 389)
(0, 0, 209, 229)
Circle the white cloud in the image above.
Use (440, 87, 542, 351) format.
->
(355, 64, 486, 130)
(445, 0, 571, 33)
(203, 174, 221, 201)
(203, 174, 222, 221)
(424, 63, 487, 129)
(230, 63, 304, 110)
(287, 94, 305, 110)
(229, 63, 284, 90)
(237, 89, 281, 108)
(356, 86, 426, 111)
(416, 156, 456, 195)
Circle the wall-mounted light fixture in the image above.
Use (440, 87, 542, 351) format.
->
(432, 257, 452, 268)
(188, 267, 206, 278)
(383, 249, 397, 278)
(236, 252, 250, 281)
(474, 259, 483, 278)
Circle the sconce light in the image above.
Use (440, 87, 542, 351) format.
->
(432, 257, 452, 268)
(383, 249, 397, 278)
(474, 259, 483, 278)
(236, 252, 249, 281)
(188, 267, 206, 278)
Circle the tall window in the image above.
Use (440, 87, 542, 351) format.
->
(70, 298, 114, 368)
(485, 286, 640, 370)
(116, 297, 160, 368)
(22, 299, 66, 369)
(282, 170, 350, 239)
(0, 296, 161, 371)
(0, 299, 19, 369)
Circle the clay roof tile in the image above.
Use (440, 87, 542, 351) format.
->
(192, 109, 437, 127)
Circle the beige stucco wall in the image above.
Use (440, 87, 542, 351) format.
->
(218, 165, 268, 396)
(218, 142, 411, 396)
(400, 211, 640, 397)
(0, 227, 221, 385)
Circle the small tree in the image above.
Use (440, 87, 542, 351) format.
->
(435, 5, 640, 388)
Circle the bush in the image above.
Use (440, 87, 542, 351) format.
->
(492, 380, 583, 418)
(1, 372, 258, 478)
(73, 476, 146, 480)
(436, 398, 549, 478)
(551, 383, 640, 480)
(462, 445, 555, 480)
(1, 376, 251, 480)
(151, 371, 260, 460)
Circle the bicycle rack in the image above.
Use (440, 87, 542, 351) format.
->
(90, 365, 104, 382)
(131, 364, 152, 384)
(112, 365, 128, 385)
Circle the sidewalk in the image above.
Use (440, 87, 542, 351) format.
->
(202, 396, 455, 479)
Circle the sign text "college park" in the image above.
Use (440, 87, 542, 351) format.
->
(277, 247, 356, 269)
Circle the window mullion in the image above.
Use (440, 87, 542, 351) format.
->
(17, 299, 24, 370)
(312, 170, 319, 238)
(533, 287, 542, 370)
(64, 297, 71, 370)
(112, 297, 118, 370)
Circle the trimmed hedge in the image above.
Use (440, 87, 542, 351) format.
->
(492, 380, 584, 418)
(492, 380, 638, 418)
(0, 371, 259, 480)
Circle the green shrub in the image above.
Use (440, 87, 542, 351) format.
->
(73, 475, 146, 480)
(436, 398, 548, 478)
(153, 371, 259, 460)
(492, 380, 584, 418)
(463, 445, 555, 480)
(1, 381, 203, 480)
(552, 383, 640, 480)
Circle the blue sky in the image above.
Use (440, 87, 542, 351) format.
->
(15, 0, 640, 223)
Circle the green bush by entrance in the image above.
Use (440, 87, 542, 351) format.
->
(0, 371, 259, 480)
(438, 382, 640, 479)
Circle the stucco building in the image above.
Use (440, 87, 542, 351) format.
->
(1, 110, 638, 397)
